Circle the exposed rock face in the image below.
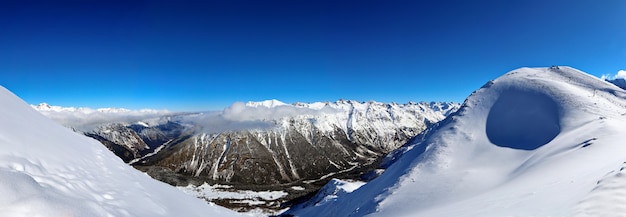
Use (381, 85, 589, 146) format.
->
(83, 100, 459, 186)
(86, 120, 187, 163)
(35, 100, 459, 212)
(139, 127, 373, 185)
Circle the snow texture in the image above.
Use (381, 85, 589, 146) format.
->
(289, 179, 366, 211)
(287, 66, 626, 217)
(0, 87, 240, 216)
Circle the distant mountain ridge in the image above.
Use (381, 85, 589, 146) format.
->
(33, 102, 168, 113)
(34, 99, 459, 212)
(606, 78, 626, 90)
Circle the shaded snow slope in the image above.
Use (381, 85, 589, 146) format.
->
(287, 66, 626, 217)
(606, 78, 626, 90)
(485, 88, 561, 150)
(0, 87, 239, 216)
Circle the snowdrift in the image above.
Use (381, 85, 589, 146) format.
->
(287, 66, 626, 216)
(0, 86, 239, 216)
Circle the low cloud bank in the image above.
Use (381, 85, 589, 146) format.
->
(186, 101, 341, 133)
(222, 101, 338, 122)
(35, 101, 342, 133)
(33, 104, 171, 131)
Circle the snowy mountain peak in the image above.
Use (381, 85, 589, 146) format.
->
(35, 102, 51, 110)
(33, 102, 78, 112)
(245, 99, 287, 108)
(287, 66, 626, 217)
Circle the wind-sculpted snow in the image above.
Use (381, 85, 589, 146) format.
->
(0, 87, 240, 216)
(287, 66, 626, 217)
(486, 88, 561, 150)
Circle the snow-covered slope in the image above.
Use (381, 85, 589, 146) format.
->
(0, 87, 239, 216)
(287, 66, 626, 216)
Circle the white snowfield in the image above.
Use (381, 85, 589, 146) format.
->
(0, 87, 240, 216)
(288, 66, 626, 217)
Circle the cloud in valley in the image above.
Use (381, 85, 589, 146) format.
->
(34, 105, 171, 131)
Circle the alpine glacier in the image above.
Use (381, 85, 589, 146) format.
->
(286, 66, 626, 216)
(0, 86, 240, 216)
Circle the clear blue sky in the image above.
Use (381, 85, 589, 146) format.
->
(1, 0, 624, 111)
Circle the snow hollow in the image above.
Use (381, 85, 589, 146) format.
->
(285, 66, 626, 217)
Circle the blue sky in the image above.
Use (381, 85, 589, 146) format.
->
(1, 0, 624, 111)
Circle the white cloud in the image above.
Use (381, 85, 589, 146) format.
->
(601, 70, 626, 80)
(617, 70, 626, 79)
(172, 101, 340, 133)
(34, 105, 171, 131)
(221, 101, 338, 122)
(35, 100, 342, 133)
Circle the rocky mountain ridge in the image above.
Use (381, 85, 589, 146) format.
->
(34, 99, 459, 212)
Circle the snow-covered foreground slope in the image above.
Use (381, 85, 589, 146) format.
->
(0, 87, 239, 216)
(287, 66, 626, 217)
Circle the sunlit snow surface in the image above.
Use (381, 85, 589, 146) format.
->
(287, 66, 626, 217)
(178, 183, 289, 216)
(0, 87, 240, 216)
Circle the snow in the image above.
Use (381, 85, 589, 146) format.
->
(179, 183, 288, 201)
(485, 88, 561, 150)
(225, 99, 460, 152)
(291, 186, 305, 191)
(245, 99, 288, 108)
(287, 66, 626, 216)
(135, 121, 150, 127)
(0, 86, 240, 216)
(573, 161, 626, 216)
(178, 183, 288, 216)
(287, 179, 365, 213)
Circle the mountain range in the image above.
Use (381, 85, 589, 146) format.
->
(33, 99, 459, 213)
(8, 66, 626, 216)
